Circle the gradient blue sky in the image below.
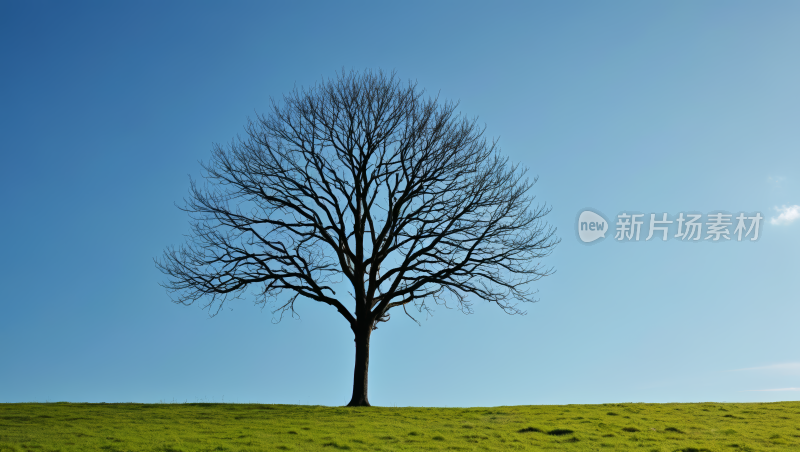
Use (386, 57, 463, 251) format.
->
(1, 1, 799, 407)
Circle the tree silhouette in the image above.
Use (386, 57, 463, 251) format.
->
(156, 69, 558, 406)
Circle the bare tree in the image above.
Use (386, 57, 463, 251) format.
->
(156, 69, 558, 406)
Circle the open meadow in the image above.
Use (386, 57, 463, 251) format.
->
(1, 402, 799, 451)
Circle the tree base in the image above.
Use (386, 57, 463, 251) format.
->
(346, 397, 371, 407)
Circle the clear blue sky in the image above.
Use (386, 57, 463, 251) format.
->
(1, 1, 798, 406)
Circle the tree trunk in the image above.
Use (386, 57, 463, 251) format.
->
(347, 327, 372, 407)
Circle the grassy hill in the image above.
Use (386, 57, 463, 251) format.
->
(1, 401, 799, 451)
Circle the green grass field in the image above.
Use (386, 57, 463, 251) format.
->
(1, 402, 799, 451)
